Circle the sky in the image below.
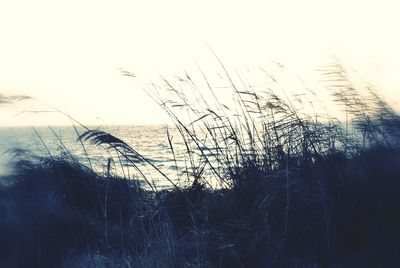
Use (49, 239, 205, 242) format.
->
(0, 0, 399, 126)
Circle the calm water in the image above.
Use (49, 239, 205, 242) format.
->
(0, 125, 202, 189)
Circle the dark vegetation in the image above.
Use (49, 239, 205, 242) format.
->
(1, 63, 400, 267)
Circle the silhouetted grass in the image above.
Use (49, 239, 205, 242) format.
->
(1, 63, 400, 267)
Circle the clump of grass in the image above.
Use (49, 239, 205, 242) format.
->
(1, 61, 400, 267)
(0, 154, 183, 267)
(131, 61, 400, 266)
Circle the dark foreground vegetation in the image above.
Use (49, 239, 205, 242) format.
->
(1, 64, 400, 267)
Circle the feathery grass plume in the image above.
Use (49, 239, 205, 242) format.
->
(0, 94, 31, 105)
(79, 129, 180, 192)
(319, 61, 400, 148)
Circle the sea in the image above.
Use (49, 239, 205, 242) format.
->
(0, 125, 201, 189)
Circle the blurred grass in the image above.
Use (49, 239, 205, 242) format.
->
(1, 63, 400, 267)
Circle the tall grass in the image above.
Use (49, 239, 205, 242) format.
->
(1, 62, 400, 267)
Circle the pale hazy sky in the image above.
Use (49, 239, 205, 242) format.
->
(1, 0, 399, 126)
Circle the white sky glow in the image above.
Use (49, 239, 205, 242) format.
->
(1, 0, 399, 126)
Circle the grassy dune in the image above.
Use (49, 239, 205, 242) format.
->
(1, 65, 400, 267)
